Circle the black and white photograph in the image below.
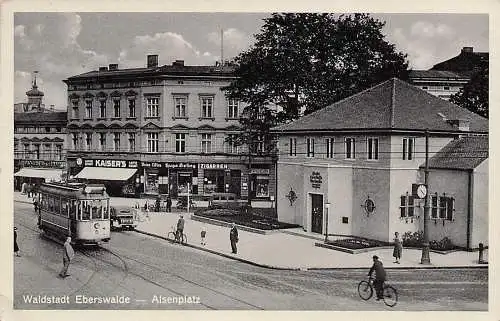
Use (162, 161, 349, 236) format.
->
(1, 1, 498, 319)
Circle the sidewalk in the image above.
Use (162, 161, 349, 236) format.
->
(14, 192, 488, 270)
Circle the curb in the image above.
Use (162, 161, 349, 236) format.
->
(134, 229, 300, 271)
(307, 265, 489, 271)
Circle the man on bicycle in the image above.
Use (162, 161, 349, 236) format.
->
(368, 255, 386, 300)
(176, 215, 185, 243)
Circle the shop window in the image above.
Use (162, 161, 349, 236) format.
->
(402, 137, 415, 160)
(367, 137, 379, 160)
(325, 138, 334, 158)
(145, 171, 159, 194)
(306, 138, 315, 157)
(345, 137, 355, 159)
(400, 193, 416, 218)
(431, 194, 454, 220)
(203, 170, 225, 194)
(255, 176, 269, 198)
(289, 137, 297, 156)
(178, 172, 193, 194)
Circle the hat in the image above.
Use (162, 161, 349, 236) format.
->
(373, 255, 379, 260)
(14, 227, 17, 230)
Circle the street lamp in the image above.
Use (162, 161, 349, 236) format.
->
(325, 202, 330, 242)
(420, 130, 431, 264)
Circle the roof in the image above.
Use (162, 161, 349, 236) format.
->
(14, 111, 67, 124)
(424, 136, 488, 170)
(409, 70, 469, 79)
(272, 78, 488, 133)
(66, 64, 236, 82)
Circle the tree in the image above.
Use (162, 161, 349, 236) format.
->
(449, 66, 488, 118)
(223, 13, 409, 126)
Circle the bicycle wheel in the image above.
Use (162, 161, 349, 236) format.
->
(383, 285, 398, 307)
(167, 232, 176, 241)
(357, 280, 373, 300)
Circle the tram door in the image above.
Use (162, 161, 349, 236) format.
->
(310, 194, 323, 234)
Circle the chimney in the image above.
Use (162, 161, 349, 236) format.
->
(108, 64, 118, 70)
(172, 60, 184, 67)
(461, 47, 473, 54)
(447, 119, 470, 132)
(50, 104, 55, 111)
(99, 66, 108, 71)
(147, 55, 159, 68)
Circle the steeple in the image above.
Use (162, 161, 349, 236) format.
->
(26, 71, 44, 111)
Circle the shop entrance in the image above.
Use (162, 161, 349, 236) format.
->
(310, 193, 323, 234)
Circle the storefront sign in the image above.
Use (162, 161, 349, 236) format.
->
(142, 161, 163, 168)
(249, 168, 270, 175)
(20, 159, 66, 169)
(165, 162, 197, 169)
(83, 159, 138, 168)
(200, 163, 228, 169)
(310, 172, 323, 188)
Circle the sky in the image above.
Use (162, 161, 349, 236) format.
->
(13, 12, 489, 110)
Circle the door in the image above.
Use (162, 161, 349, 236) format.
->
(311, 194, 323, 234)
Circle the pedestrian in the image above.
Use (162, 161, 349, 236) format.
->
(393, 232, 403, 264)
(26, 183, 32, 198)
(14, 227, 20, 257)
(230, 223, 238, 254)
(176, 215, 185, 243)
(155, 197, 161, 212)
(59, 236, 75, 278)
(21, 182, 27, 194)
(166, 195, 172, 212)
(200, 225, 207, 246)
(368, 255, 386, 301)
(33, 196, 39, 214)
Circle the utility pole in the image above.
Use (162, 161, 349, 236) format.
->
(247, 121, 253, 206)
(420, 129, 431, 264)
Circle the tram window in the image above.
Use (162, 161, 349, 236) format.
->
(81, 202, 91, 220)
(54, 197, 61, 215)
(91, 206, 101, 220)
(69, 200, 77, 219)
(103, 201, 109, 219)
(61, 200, 69, 217)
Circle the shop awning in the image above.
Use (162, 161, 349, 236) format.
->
(14, 168, 63, 181)
(74, 167, 137, 181)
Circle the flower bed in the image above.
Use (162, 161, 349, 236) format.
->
(326, 238, 387, 250)
(196, 210, 299, 230)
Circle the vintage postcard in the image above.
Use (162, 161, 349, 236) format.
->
(0, 1, 498, 321)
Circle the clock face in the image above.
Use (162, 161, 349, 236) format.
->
(417, 185, 427, 198)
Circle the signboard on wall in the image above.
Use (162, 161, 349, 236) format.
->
(81, 158, 139, 168)
(20, 159, 66, 169)
(310, 172, 322, 188)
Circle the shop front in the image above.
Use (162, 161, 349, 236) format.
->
(141, 162, 198, 198)
(14, 159, 66, 191)
(248, 166, 272, 199)
(199, 163, 242, 197)
(73, 158, 140, 197)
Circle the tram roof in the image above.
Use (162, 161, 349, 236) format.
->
(39, 182, 109, 199)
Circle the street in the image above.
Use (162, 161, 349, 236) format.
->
(14, 201, 488, 310)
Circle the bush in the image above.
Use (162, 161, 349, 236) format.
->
(430, 237, 454, 251)
(402, 231, 423, 247)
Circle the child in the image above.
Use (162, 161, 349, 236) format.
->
(200, 225, 207, 246)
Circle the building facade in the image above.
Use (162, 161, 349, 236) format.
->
(63, 55, 276, 199)
(272, 78, 488, 249)
(408, 70, 469, 101)
(13, 79, 67, 189)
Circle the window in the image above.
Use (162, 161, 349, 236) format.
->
(113, 133, 120, 151)
(325, 138, 334, 158)
(85, 100, 93, 119)
(113, 100, 121, 118)
(99, 133, 106, 151)
(72, 100, 79, 118)
(345, 137, 355, 159)
(33, 144, 40, 159)
(55, 145, 62, 160)
(422, 86, 428, 90)
(431, 194, 455, 220)
(128, 99, 136, 117)
(444, 86, 450, 90)
(45, 127, 51, 133)
(174, 96, 187, 118)
(71, 133, 78, 150)
(201, 96, 213, 118)
(99, 100, 106, 118)
(128, 133, 135, 152)
(367, 137, 379, 160)
(85, 133, 92, 151)
(403, 137, 415, 160)
(289, 138, 297, 156)
(306, 138, 315, 157)
(256, 135, 265, 153)
(175, 133, 186, 153)
(226, 134, 238, 154)
(43, 144, 51, 159)
(147, 132, 159, 153)
(201, 134, 212, 153)
(227, 99, 239, 118)
(23, 144, 30, 158)
(146, 97, 159, 117)
(400, 194, 416, 217)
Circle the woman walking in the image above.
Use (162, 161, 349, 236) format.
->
(393, 232, 403, 263)
(14, 227, 20, 257)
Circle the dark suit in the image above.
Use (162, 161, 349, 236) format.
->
(230, 226, 238, 254)
(369, 260, 386, 299)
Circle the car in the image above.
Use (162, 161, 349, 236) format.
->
(110, 206, 138, 231)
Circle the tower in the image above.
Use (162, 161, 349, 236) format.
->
(25, 71, 44, 111)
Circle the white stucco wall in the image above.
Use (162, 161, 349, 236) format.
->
(471, 159, 488, 247)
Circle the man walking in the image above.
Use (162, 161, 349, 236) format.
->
(368, 255, 386, 300)
(230, 223, 238, 254)
(166, 195, 172, 212)
(176, 215, 185, 243)
(59, 237, 75, 278)
(14, 227, 20, 257)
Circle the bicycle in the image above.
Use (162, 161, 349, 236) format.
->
(167, 226, 188, 245)
(358, 276, 398, 307)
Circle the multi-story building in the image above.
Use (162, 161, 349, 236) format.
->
(63, 55, 276, 199)
(272, 78, 488, 249)
(14, 79, 67, 190)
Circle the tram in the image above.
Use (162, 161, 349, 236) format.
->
(37, 182, 111, 245)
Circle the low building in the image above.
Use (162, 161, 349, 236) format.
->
(272, 78, 488, 249)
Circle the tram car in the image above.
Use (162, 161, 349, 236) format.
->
(37, 182, 111, 245)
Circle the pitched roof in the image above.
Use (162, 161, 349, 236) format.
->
(409, 70, 469, 79)
(272, 78, 488, 133)
(424, 136, 488, 170)
(14, 111, 67, 124)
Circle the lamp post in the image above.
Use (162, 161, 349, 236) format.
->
(325, 202, 330, 242)
(420, 130, 431, 264)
